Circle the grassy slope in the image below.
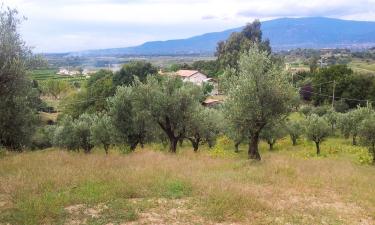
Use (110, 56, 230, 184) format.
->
(0, 139, 374, 225)
(348, 59, 375, 74)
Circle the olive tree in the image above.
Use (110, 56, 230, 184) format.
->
(91, 114, 114, 154)
(0, 7, 39, 150)
(185, 107, 222, 152)
(134, 76, 204, 153)
(109, 85, 150, 151)
(324, 109, 338, 134)
(305, 114, 330, 155)
(223, 46, 297, 160)
(53, 116, 80, 151)
(337, 107, 372, 145)
(285, 120, 304, 146)
(73, 114, 95, 153)
(359, 114, 375, 164)
(260, 122, 286, 150)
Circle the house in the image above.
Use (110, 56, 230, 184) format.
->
(175, 70, 208, 86)
(175, 70, 219, 95)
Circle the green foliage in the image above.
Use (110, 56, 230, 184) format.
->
(324, 109, 339, 133)
(131, 76, 204, 153)
(191, 60, 220, 77)
(62, 70, 115, 118)
(260, 122, 286, 150)
(0, 7, 39, 150)
(216, 20, 271, 70)
(359, 114, 375, 163)
(299, 105, 313, 117)
(222, 46, 297, 160)
(91, 113, 114, 154)
(30, 126, 56, 150)
(305, 114, 330, 155)
(285, 120, 304, 146)
(337, 106, 373, 145)
(209, 136, 237, 158)
(108, 85, 151, 151)
(185, 107, 223, 151)
(40, 79, 71, 99)
(113, 61, 158, 86)
(53, 116, 79, 150)
(53, 114, 95, 153)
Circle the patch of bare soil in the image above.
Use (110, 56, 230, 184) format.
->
(64, 198, 240, 225)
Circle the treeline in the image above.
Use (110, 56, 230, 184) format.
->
(297, 65, 375, 109)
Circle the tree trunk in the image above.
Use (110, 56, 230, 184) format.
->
(315, 142, 320, 155)
(179, 139, 184, 147)
(292, 137, 297, 146)
(269, 143, 274, 151)
(352, 135, 357, 146)
(130, 141, 139, 151)
(192, 141, 199, 152)
(248, 132, 261, 160)
(234, 142, 240, 153)
(104, 144, 109, 155)
(169, 137, 178, 153)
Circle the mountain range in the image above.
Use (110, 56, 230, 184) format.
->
(69, 17, 375, 57)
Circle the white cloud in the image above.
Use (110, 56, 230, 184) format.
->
(2, 0, 375, 52)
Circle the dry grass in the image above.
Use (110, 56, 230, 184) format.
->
(0, 140, 375, 225)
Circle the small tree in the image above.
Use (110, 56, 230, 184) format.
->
(285, 120, 304, 146)
(260, 122, 286, 150)
(41, 79, 70, 99)
(359, 115, 375, 164)
(53, 116, 80, 151)
(324, 109, 338, 134)
(74, 114, 95, 154)
(185, 107, 222, 152)
(305, 114, 330, 155)
(109, 85, 150, 151)
(91, 114, 114, 154)
(133, 76, 204, 153)
(337, 107, 372, 145)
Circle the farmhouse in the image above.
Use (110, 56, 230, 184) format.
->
(175, 70, 208, 86)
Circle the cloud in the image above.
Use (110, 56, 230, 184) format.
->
(2, 0, 375, 52)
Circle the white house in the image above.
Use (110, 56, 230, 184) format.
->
(175, 70, 208, 86)
(174, 70, 219, 95)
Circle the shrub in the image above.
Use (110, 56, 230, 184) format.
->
(305, 114, 330, 155)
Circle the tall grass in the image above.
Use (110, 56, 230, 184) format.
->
(0, 140, 374, 224)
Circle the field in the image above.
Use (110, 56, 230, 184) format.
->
(349, 59, 375, 74)
(29, 69, 87, 83)
(1, 138, 374, 225)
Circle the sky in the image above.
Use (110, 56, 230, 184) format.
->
(2, 0, 375, 53)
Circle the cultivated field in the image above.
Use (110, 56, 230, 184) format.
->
(1, 138, 374, 225)
(29, 69, 87, 82)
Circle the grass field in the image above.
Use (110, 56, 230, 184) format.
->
(349, 59, 375, 74)
(0, 137, 374, 225)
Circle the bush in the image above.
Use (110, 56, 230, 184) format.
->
(209, 136, 236, 158)
(30, 126, 56, 150)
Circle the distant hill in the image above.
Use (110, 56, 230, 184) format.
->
(69, 17, 375, 56)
